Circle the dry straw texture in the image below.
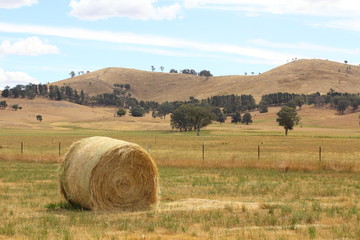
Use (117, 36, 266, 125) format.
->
(58, 136, 159, 211)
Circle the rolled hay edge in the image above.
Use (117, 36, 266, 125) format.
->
(58, 136, 159, 211)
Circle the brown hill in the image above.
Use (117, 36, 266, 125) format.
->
(53, 59, 360, 102)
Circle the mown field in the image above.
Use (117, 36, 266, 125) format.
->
(0, 126, 360, 239)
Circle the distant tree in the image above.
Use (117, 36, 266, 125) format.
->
(36, 115, 42, 122)
(48, 85, 56, 100)
(1, 87, 10, 98)
(130, 105, 146, 117)
(337, 99, 349, 114)
(124, 84, 131, 90)
(170, 104, 213, 136)
(12, 104, 19, 111)
(344, 60, 348, 64)
(69, 71, 75, 78)
(113, 88, 121, 96)
(198, 70, 213, 77)
(169, 69, 178, 73)
(151, 66, 155, 72)
(0, 100, 7, 109)
(181, 69, 197, 75)
(157, 101, 174, 119)
(241, 112, 253, 125)
(170, 105, 192, 132)
(350, 97, 359, 112)
(10, 85, 22, 98)
(276, 106, 301, 135)
(231, 112, 241, 124)
(55, 86, 62, 101)
(258, 101, 268, 113)
(160, 66, 164, 72)
(212, 108, 226, 124)
(286, 100, 297, 109)
(190, 105, 214, 136)
(188, 96, 199, 104)
(293, 96, 305, 110)
(116, 108, 126, 117)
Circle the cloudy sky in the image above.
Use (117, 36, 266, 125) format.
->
(1, 0, 360, 88)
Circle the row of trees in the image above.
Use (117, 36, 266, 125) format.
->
(2, 83, 359, 116)
(0, 101, 23, 111)
(69, 70, 90, 78)
(168, 68, 213, 77)
(205, 94, 257, 115)
(261, 91, 360, 114)
(1, 84, 88, 105)
(151, 66, 213, 77)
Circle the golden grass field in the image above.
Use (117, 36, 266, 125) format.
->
(0, 97, 360, 239)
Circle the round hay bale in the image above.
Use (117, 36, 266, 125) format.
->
(58, 136, 159, 211)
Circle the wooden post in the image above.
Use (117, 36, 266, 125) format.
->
(319, 146, 322, 163)
(21, 142, 24, 154)
(258, 145, 260, 161)
(202, 143, 205, 163)
(58, 142, 61, 156)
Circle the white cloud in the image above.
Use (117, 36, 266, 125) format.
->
(183, 1, 360, 33)
(69, 0, 181, 20)
(0, 68, 38, 89)
(0, 22, 293, 64)
(0, 37, 59, 56)
(183, 0, 360, 18)
(251, 39, 360, 55)
(325, 19, 360, 32)
(0, 0, 38, 9)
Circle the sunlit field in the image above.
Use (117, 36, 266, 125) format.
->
(1, 161, 360, 239)
(0, 123, 360, 239)
(0, 126, 359, 171)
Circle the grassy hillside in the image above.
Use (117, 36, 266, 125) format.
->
(53, 59, 360, 102)
(1, 97, 359, 134)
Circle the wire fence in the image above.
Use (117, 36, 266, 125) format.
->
(1, 135, 360, 171)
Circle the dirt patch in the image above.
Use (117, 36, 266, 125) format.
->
(160, 198, 259, 212)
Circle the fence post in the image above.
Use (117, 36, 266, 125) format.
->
(319, 146, 322, 163)
(21, 142, 24, 154)
(258, 145, 260, 161)
(202, 143, 205, 163)
(59, 142, 61, 156)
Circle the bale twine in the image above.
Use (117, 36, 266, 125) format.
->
(58, 136, 159, 211)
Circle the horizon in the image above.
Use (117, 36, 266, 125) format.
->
(1, 1, 360, 88)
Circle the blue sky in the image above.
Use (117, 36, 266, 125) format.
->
(1, 0, 360, 88)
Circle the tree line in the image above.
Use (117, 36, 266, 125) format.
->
(1, 84, 88, 105)
(2, 82, 359, 134)
(261, 90, 360, 114)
